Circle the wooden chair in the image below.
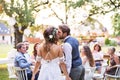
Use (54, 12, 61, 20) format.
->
(85, 67, 96, 80)
(93, 65, 107, 80)
(15, 67, 28, 80)
(7, 63, 18, 80)
(104, 65, 120, 80)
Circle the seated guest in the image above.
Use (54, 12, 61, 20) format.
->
(14, 42, 32, 80)
(92, 43, 104, 71)
(30, 43, 40, 71)
(23, 41, 31, 63)
(81, 45, 95, 68)
(31, 42, 40, 62)
(14, 42, 38, 80)
(106, 47, 120, 75)
(81, 45, 95, 80)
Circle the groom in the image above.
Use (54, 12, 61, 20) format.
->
(57, 24, 85, 80)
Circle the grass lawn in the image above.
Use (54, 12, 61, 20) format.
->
(0, 65, 9, 80)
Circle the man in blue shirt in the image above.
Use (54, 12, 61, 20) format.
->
(14, 42, 32, 80)
(57, 24, 85, 80)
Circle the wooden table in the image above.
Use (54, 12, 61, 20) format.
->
(103, 55, 110, 59)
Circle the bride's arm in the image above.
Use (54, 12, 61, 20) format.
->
(59, 61, 71, 80)
(31, 60, 41, 80)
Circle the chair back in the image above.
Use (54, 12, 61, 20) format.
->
(7, 63, 17, 79)
(104, 65, 120, 80)
(85, 67, 96, 80)
(115, 65, 120, 77)
(100, 65, 107, 76)
(15, 67, 28, 80)
(93, 65, 107, 79)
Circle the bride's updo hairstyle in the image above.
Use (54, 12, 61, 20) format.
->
(43, 26, 58, 44)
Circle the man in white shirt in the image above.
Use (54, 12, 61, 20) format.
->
(57, 24, 85, 80)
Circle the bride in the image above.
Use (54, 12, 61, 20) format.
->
(31, 26, 71, 80)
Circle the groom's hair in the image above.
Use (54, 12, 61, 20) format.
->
(58, 24, 70, 36)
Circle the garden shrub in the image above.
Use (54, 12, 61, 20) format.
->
(105, 38, 117, 46)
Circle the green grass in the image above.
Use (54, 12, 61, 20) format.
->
(0, 65, 9, 80)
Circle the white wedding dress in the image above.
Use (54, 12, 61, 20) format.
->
(37, 57, 65, 80)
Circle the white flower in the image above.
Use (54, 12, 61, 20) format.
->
(49, 35, 53, 39)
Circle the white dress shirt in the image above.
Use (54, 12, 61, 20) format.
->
(62, 36, 72, 74)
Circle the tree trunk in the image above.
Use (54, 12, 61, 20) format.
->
(13, 23, 27, 48)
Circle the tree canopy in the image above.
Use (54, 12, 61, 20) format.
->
(1, 0, 120, 47)
(0, 0, 48, 47)
(74, 0, 120, 36)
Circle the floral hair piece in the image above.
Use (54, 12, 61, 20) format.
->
(49, 35, 53, 39)
(48, 28, 57, 40)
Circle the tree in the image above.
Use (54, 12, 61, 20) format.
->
(90, 0, 120, 36)
(1, 0, 48, 48)
(43, 0, 70, 24)
(42, 0, 87, 24)
(74, 0, 120, 36)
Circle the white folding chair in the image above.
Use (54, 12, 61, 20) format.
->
(15, 67, 28, 80)
(93, 65, 107, 80)
(7, 63, 18, 80)
(104, 65, 120, 80)
(85, 67, 96, 80)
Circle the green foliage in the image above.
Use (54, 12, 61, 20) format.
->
(69, 0, 84, 8)
(105, 38, 117, 46)
(3, 0, 34, 26)
(89, 0, 120, 36)
(69, 0, 92, 8)
(1, 0, 49, 47)
(70, 0, 120, 36)
(30, 25, 46, 33)
(28, 25, 48, 37)
(105, 38, 110, 45)
(110, 40, 117, 46)
(2, 0, 48, 27)
(112, 13, 120, 36)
